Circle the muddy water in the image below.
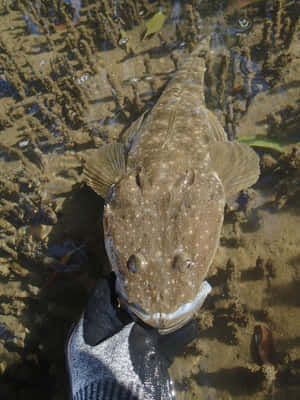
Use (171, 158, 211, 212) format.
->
(0, 1, 299, 399)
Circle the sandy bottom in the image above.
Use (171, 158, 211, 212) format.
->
(0, 1, 299, 399)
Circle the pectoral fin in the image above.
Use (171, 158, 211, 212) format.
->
(209, 142, 260, 198)
(83, 143, 126, 198)
(206, 108, 227, 142)
(121, 112, 147, 153)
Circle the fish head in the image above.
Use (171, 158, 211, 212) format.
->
(103, 159, 225, 334)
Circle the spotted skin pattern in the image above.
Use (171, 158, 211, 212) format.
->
(86, 47, 260, 333)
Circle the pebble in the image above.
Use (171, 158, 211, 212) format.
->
(28, 284, 40, 296)
(11, 262, 29, 277)
(0, 361, 7, 375)
(0, 263, 10, 277)
(18, 139, 30, 148)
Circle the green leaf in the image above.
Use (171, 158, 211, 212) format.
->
(237, 136, 288, 153)
(143, 10, 167, 40)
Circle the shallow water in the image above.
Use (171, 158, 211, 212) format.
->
(0, 0, 299, 399)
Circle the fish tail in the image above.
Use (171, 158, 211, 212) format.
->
(165, 37, 210, 103)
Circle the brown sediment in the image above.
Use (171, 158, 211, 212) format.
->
(225, 0, 263, 15)
(185, 4, 200, 49)
(217, 52, 230, 104)
(272, 145, 300, 209)
(262, 19, 272, 49)
(273, 0, 284, 40)
(284, 14, 299, 50)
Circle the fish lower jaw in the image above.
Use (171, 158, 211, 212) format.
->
(128, 280, 212, 334)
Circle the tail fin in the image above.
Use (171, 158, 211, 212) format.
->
(163, 36, 210, 104)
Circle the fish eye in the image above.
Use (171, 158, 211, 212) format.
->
(127, 254, 146, 273)
(173, 253, 194, 272)
(134, 167, 143, 189)
(136, 173, 142, 188)
(127, 255, 138, 273)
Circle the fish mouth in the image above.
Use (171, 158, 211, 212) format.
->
(127, 281, 212, 334)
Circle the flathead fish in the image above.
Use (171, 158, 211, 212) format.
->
(84, 44, 260, 334)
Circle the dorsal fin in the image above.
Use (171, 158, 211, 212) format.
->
(209, 142, 260, 198)
(83, 143, 126, 198)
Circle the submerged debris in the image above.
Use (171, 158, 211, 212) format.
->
(43, 240, 87, 287)
(253, 325, 278, 367)
(252, 325, 278, 395)
(143, 9, 167, 40)
(238, 135, 288, 153)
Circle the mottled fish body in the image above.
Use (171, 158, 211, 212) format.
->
(84, 44, 259, 334)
